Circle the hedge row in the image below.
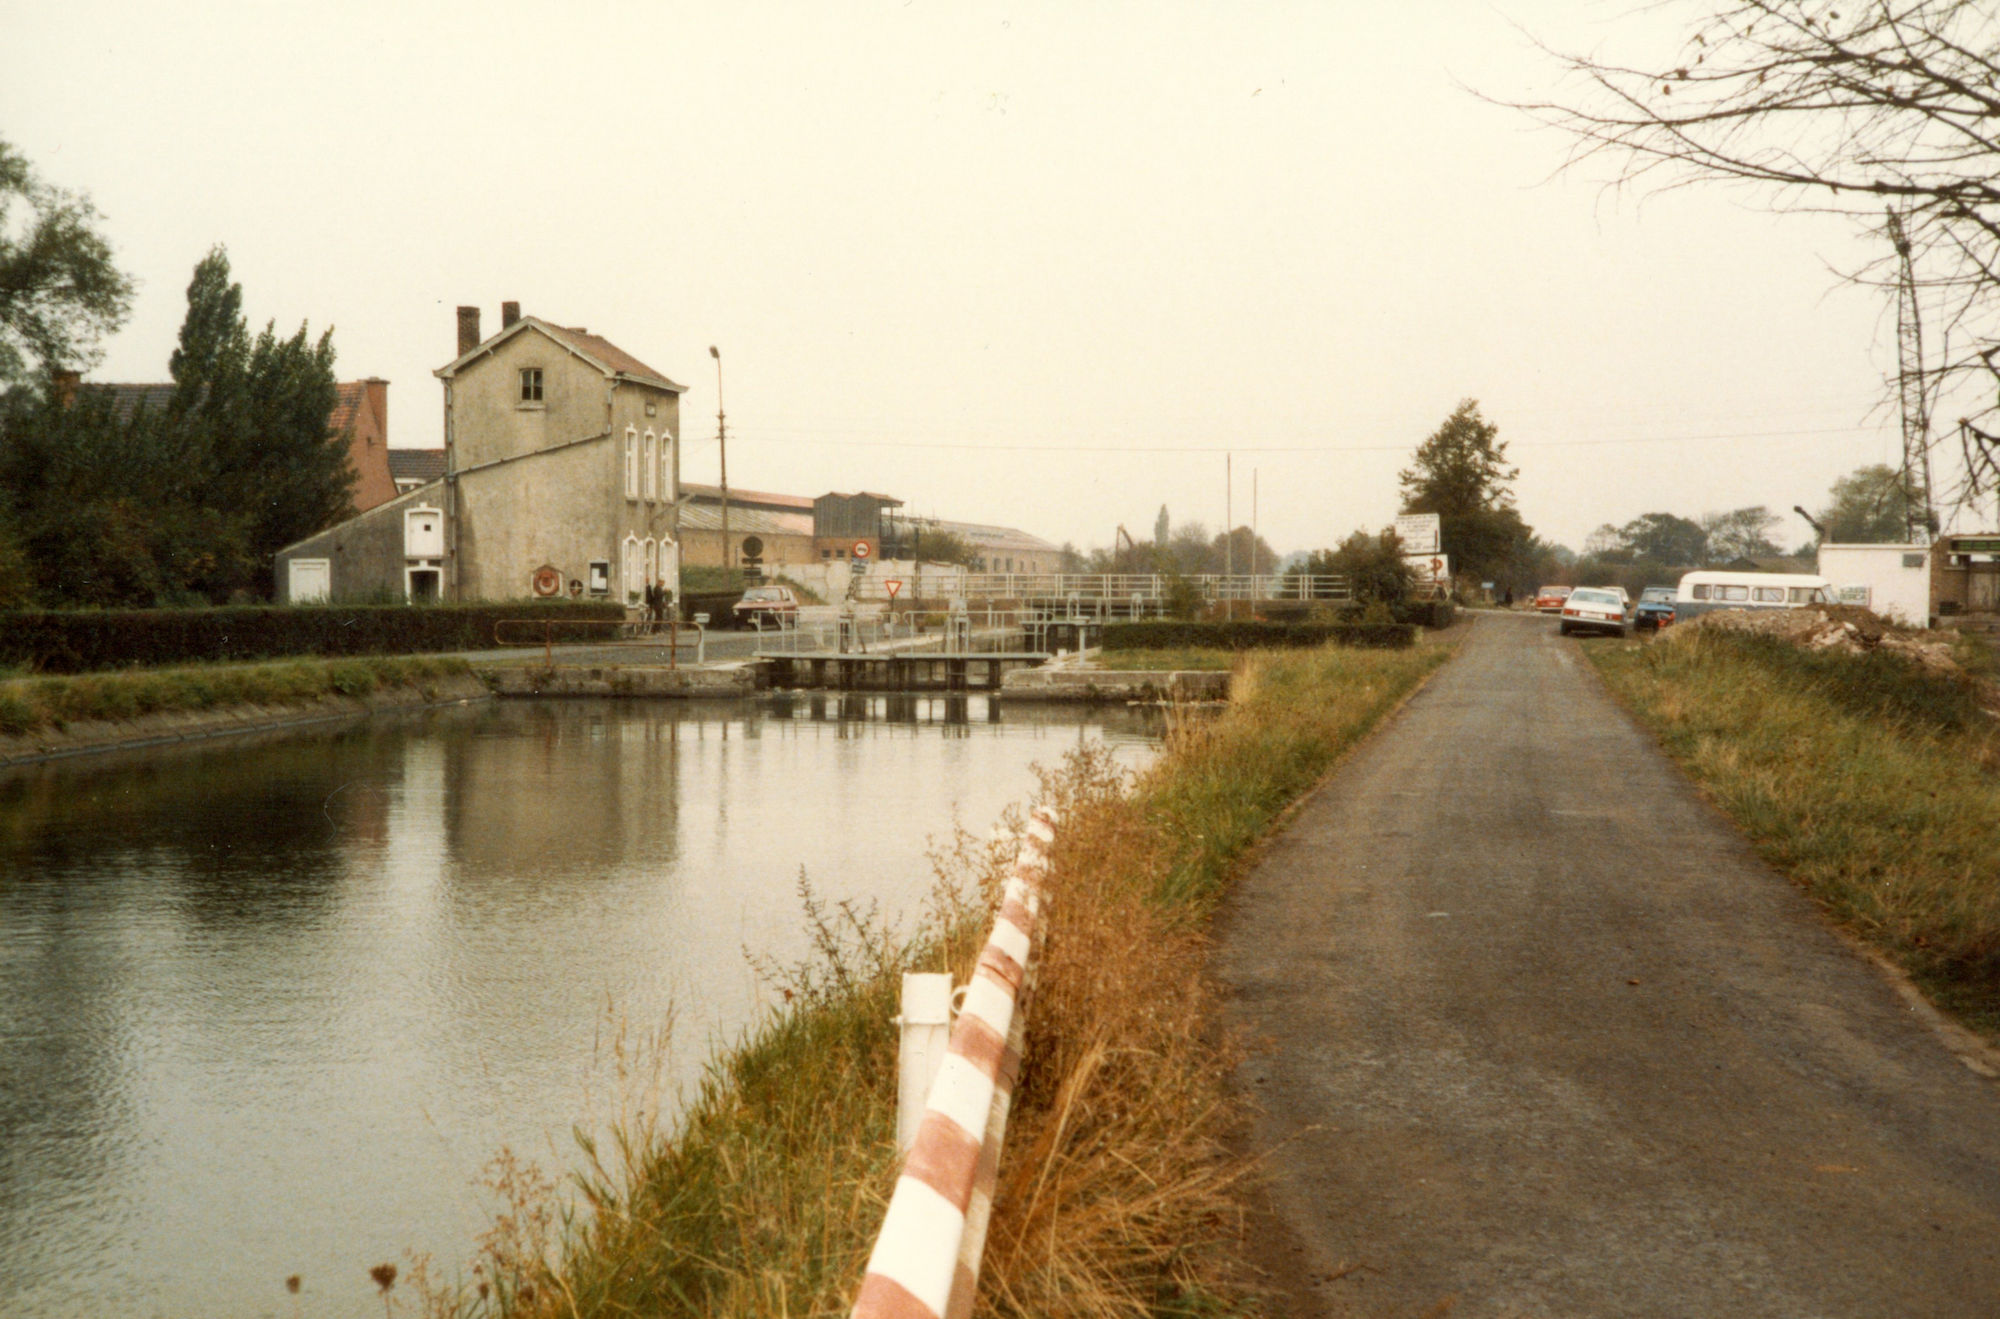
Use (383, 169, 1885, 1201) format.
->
(0, 602, 626, 674)
(1398, 599, 1457, 629)
(1102, 620, 1417, 651)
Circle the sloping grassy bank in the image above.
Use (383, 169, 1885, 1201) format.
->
(1588, 629, 2000, 1033)
(0, 654, 475, 737)
(422, 639, 1451, 1318)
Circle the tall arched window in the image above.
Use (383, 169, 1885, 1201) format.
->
(659, 428, 674, 501)
(624, 427, 639, 500)
(643, 537, 658, 585)
(623, 535, 642, 601)
(643, 430, 657, 500)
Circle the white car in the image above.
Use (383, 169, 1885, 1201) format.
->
(1559, 586, 1629, 637)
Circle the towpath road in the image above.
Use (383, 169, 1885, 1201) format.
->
(1215, 610, 2000, 1318)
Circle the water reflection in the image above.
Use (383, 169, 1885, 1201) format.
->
(0, 696, 1157, 1317)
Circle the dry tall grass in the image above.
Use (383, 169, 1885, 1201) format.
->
(421, 640, 1451, 1318)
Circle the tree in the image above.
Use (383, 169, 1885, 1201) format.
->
(0, 139, 135, 391)
(1507, 1, 2000, 509)
(1327, 529, 1416, 606)
(1618, 511, 1709, 565)
(1162, 520, 1215, 575)
(911, 527, 980, 567)
(1819, 463, 1921, 542)
(1212, 525, 1279, 576)
(0, 385, 250, 605)
(1701, 505, 1784, 561)
(164, 247, 349, 589)
(1400, 398, 1534, 584)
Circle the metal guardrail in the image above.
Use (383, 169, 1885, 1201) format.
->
(902, 572, 1352, 603)
(747, 607, 1048, 658)
(852, 808, 1056, 1319)
(492, 616, 706, 667)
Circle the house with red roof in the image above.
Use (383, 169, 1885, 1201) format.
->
(275, 302, 686, 604)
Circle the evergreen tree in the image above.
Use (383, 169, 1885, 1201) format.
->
(166, 247, 350, 592)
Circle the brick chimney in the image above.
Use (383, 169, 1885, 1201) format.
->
(456, 305, 481, 357)
(501, 301, 521, 329)
(363, 377, 388, 436)
(52, 369, 80, 409)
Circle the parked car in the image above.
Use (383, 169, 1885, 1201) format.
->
(1559, 586, 1630, 637)
(1534, 584, 1573, 614)
(1635, 585, 1676, 631)
(732, 584, 800, 627)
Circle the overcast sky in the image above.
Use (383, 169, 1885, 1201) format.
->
(9, 1, 1963, 558)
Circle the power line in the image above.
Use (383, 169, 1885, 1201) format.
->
(715, 422, 1890, 455)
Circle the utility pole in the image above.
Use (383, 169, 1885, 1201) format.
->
(1225, 453, 1234, 618)
(1252, 468, 1260, 579)
(709, 345, 729, 575)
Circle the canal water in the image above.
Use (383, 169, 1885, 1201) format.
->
(0, 694, 1161, 1318)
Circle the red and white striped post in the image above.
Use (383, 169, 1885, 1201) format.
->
(851, 807, 1056, 1319)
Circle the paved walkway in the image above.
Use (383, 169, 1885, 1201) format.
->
(1215, 611, 2000, 1318)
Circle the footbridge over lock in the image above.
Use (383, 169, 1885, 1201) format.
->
(837, 571, 1353, 611)
(747, 603, 1072, 692)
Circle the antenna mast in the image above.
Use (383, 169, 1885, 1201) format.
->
(1887, 208, 1938, 541)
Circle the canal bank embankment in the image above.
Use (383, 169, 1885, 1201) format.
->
(0, 656, 488, 766)
(423, 637, 1455, 1318)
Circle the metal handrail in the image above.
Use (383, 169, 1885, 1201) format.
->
(843, 572, 1352, 603)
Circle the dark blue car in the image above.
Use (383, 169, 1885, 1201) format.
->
(1634, 585, 1676, 631)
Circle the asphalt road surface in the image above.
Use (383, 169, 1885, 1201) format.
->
(1215, 610, 2000, 1318)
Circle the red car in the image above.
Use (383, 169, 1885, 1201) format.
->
(1534, 584, 1573, 614)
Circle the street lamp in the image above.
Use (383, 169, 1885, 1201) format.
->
(710, 345, 729, 576)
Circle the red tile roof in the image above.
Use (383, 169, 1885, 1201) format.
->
(535, 321, 685, 391)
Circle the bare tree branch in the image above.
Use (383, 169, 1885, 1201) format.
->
(1491, 1, 2000, 518)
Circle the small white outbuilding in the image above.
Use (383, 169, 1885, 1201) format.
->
(1816, 543, 1933, 627)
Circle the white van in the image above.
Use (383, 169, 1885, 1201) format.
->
(1673, 571, 1835, 621)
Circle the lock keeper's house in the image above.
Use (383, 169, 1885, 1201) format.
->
(275, 303, 685, 604)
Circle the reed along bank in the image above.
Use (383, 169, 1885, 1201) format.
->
(417, 638, 1454, 1319)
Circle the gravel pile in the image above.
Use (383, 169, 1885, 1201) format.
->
(1662, 605, 1965, 675)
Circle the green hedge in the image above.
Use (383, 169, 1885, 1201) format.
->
(1395, 599, 1457, 629)
(0, 602, 626, 674)
(1102, 620, 1416, 651)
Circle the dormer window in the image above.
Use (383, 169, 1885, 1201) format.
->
(519, 368, 544, 403)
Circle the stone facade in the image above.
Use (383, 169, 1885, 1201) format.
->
(438, 307, 685, 604)
(274, 306, 685, 604)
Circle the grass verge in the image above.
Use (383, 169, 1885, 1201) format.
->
(1089, 647, 1236, 672)
(418, 638, 1451, 1318)
(0, 654, 474, 737)
(1588, 629, 2000, 1034)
